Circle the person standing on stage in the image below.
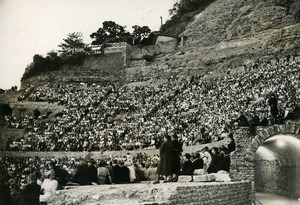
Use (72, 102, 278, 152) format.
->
(154, 135, 173, 183)
(171, 134, 182, 182)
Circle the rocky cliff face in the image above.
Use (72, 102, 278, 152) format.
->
(146, 0, 300, 77)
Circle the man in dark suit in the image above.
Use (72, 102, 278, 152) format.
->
(171, 134, 182, 182)
(193, 152, 204, 169)
(111, 159, 121, 184)
(73, 159, 92, 185)
(232, 111, 249, 127)
(19, 174, 41, 205)
(118, 161, 130, 184)
(87, 159, 98, 185)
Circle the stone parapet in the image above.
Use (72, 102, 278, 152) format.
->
(48, 181, 252, 205)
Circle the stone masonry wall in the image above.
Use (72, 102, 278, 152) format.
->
(48, 182, 252, 205)
(164, 182, 252, 205)
(21, 52, 126, 89)
(255, 160, 280, 193)
(278, 165, 300, 198)
(255, 160, 300, 198)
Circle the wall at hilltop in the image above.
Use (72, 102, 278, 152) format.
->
(21, 38, 179, 89)
(130, 36, 178, 60)
(21, 53, 126, 88)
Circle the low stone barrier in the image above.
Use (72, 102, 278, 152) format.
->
(47, 181, 252, 205)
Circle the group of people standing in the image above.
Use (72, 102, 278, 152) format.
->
(154, 134, 235, 183)
(154, 135, 195, 183)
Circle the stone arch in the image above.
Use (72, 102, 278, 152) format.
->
(244, 121, 300, 163)
(229, 121, 300, 202)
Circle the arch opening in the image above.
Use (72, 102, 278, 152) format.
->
(255, 134, 300, 198)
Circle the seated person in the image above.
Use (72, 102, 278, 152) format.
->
(97, 160, 112, 185)
(193, 152, 204, 170)
(40, 170, 58, 204)
(180, 153, 195, 182)
(19, 173, 41, 205)
(145, 163, 158, 181)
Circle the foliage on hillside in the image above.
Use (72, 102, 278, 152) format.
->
(22, 22, 159, 80)
(22, 32, 90, 80)
(90, 21, 154, 46)
(161, 0, 215, 36)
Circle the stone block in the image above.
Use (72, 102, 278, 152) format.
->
(266, 127, 276, 136)
(262, 129, 271, 139)
(250, 138, 260, 150)
(245, 154, 255, 162)
(278, 124, 286, 133)
(295, 124, 300, 135)
(193, 174, 216, 182)
(285, 123, 292, 134)
(288, 122, 296, 134)
(256, 130, 267, 141)
(178, 175, 193, 182)
(272, 125, 279, 135)
(254, 135, 264, 145)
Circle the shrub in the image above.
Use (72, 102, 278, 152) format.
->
(161, 0, 215, 36)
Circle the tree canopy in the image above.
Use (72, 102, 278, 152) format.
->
(22, 33, 90, 80)
(90, 21, 154, 45)
(169, 0, 212, 16)
(58, 32, 90, 57)
(161, 0, 214, 36)
(90, 21, 132, 45)
(132, 25, 151, 44)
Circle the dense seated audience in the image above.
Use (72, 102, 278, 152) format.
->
(2, 56, 299, 152)
(0, 142, 234, 204)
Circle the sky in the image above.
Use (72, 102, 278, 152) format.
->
(0, 0, 175, 90)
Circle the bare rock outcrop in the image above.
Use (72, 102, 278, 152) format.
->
(151, 0, 300, 76)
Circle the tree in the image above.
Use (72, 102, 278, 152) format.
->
(90, 21, 132, 45)
(58, 32, 90, 58)
(132, 25, 151, 45)
(169, 0, 212, 16)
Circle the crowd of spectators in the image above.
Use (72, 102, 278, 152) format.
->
(0, 140, 235, 205)
(1, 56, 300, 151)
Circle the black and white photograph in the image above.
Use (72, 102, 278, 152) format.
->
(1, 0, 300, 204)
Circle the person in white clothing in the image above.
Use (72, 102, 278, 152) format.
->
(40, 170, 58, 203)
(203, 147, 212, 173)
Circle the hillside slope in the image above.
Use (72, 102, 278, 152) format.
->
(148, 0, 300, 77)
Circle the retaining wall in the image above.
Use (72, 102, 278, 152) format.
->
(48, 181, 252, 205)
